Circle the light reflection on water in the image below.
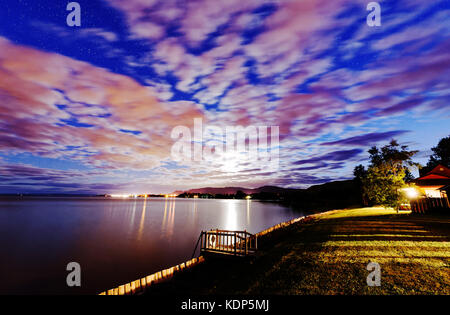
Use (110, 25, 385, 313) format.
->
(137, 197, 147, 242)
(0, 197, 301, 294)
(162, 197, 176, 239)
(247, 199, 251, 225)
(225, 199, 239, 231)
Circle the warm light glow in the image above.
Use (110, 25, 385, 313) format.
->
(245, 195, 251, 199)
(403, 187, 418, 199)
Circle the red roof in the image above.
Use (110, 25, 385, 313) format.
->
(419, 164, 450, 179)
(419, 174, 449, 180)
(415, 164, 450, 187)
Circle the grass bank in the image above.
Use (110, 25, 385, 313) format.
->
(144, 207, 450, 295)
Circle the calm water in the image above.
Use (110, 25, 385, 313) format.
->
(0, 197, 301, 294)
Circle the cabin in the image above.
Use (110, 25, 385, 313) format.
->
(410, 164, 450, 213)
(414, 164, 450, 198)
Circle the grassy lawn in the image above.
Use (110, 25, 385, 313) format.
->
(145, 207, 450, 295)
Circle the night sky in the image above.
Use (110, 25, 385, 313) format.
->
(0, 0, 449, 194)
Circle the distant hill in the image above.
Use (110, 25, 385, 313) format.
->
(179, 187, 257, 195)
(175, 185, 297, 195)
(175, 179, 362, 212)
(176, 180, 355, 196)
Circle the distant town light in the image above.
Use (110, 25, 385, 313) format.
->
(110, 194, 132, 198)
(109, 193, 146, 198)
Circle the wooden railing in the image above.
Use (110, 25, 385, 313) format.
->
(410, 197, 450, 213)
(194, 229, 257, 257)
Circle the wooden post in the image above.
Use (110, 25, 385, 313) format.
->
(245, 235, 247, 256)
(243, 230, 247, 256)
(234, 232, 237, 256)
(203, 232, 206, 250)
(125, 283, 131, 295)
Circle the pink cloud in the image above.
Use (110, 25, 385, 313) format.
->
(2, 1, 449, 191)
(0, 38, 204, 170)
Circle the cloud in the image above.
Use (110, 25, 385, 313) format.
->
(0, 38, 203, 170)
(31, 21, 118, 43)
(322, 131, 409, 146)
(294, 149, 363, 165)
(0, 161, 113, 193)
(1, 0, 449, 191)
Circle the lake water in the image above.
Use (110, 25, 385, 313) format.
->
(0, 197, 301, 294)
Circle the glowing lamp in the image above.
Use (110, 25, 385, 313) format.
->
(403, 188, 418, 199)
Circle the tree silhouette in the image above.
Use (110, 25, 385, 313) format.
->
(421, 135, 450, 175)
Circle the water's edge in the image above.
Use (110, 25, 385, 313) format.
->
(99, 211, 333, 295)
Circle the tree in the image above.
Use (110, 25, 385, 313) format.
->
(421, 135, 450, 175)
(235, 190, 246, 199)
(353, 164, 367, 181)
(403, 169, 415, 183)
(353, 164, 369, 206)
(359, 140, 419, 210)
(367, 139, 419, 171)
(363, 165, 407, 210)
